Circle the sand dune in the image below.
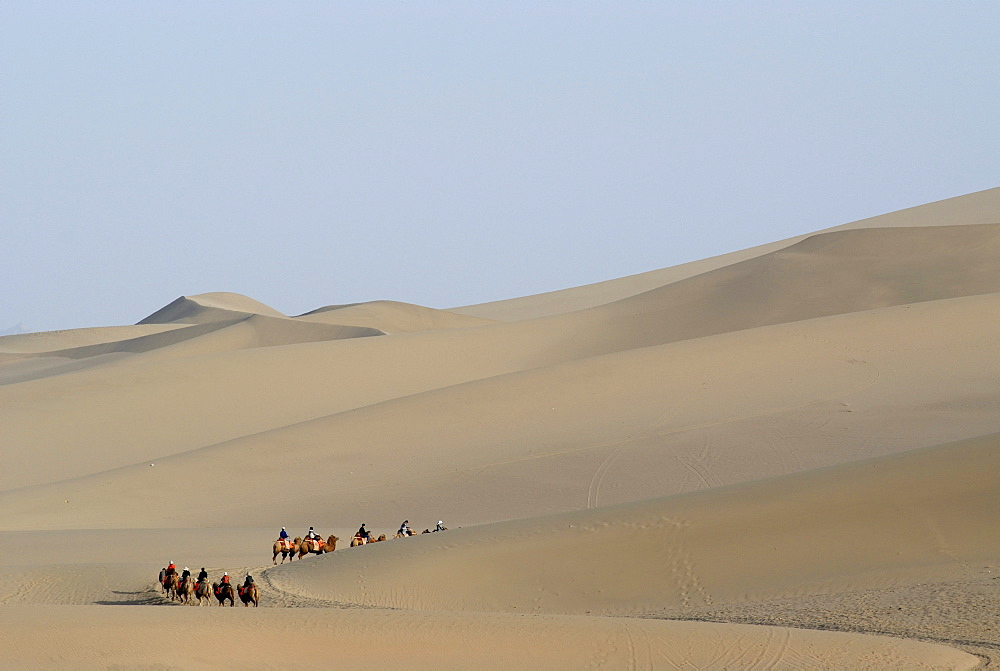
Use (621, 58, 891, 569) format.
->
(296, 299, 498, 333)
(454, 186, 1000, 321)
(506, 223, 1000, 363)
(2, 188, 998, 667)
(5, 223, 999, 492)
(266, 432, 998, 616)
(14, 314, 382, 368)
(3, 291, 998, 529)
(0, 323, 188, 355)
(138, 291, 286, 324)
(0, 606, 978, 670)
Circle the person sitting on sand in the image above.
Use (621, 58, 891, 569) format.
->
(279, 526, 288, 540)
(357, 524, 371, 542)
(197, 568, 208, 583)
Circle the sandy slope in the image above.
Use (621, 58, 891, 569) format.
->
(3, 291, 998, 528)
(138, 291, 287, 324)
(4, 224, 999, 493)
(0, 324, 188, 354)
(2, 188, 998, 668)
(0, 604, 981, 670)
(264, 433, 998, 616)
(454, 186, 1000, 321)
(0, 605, 979, 670)
(296, 299, 498, 333)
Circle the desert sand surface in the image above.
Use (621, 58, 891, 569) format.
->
(1, 187, 998, 668)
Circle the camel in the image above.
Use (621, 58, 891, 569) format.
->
(176, 576, 195, 605)
(296, 534, 339, 559)
(213, 582, 235, 607)
(351, 533, 384, 546)
(273, 537, 300, 564)
(163, 572, 180, 601)
(238, 583, 260, 607)
(194, 579, 212, 606)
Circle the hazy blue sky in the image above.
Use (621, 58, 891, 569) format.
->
(3, 2, 999, 332)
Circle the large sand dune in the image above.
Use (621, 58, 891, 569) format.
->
(1, 188, 998, 668)
(454, 186, 1000, 321)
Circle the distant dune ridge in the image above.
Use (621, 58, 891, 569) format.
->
(1, 187, 998, 668)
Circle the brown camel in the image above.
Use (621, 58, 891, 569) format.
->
(350, 535, 365, 547)
(375, 534, 387, 542)
(176, 576, 195, 604)
(194, 579, 212, 606)
(213, 582, 235, 606)
(238, 583, 260, 607)
(296, 534, 339, 558)
(273, 537, 300, 564)
(163, 572, 180, 601)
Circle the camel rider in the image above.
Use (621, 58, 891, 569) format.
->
(220, 572, 231, 586)
(306, 526, 317, 540)
(197, 568, 208, 583)
(399, 520, 410, 536)
(181, 567, 191, 581)
(434, 520, 446, 532)
(357, 524, 370, 541)
(243, 574, 254, 588)
(279, 526, 289, 540)
(165, 562, 176, 577)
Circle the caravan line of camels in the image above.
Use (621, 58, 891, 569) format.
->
(272, 523, 447, 564)
(157, 523, 451, 607)
(158, 568, 258, 608)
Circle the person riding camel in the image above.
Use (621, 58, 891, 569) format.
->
(214, 571, 231, 597)
(434, 520, 446, 532)
(243, 574, 254, 588)
(197, 568, 208, 583)
(181, 567, 191, 582)
(357, 524, 371, 542)
(165, 562, 176, 578)
(279, 526, 289, 540)
(303, 526, 319, 549)
(399, 520, 411, 536)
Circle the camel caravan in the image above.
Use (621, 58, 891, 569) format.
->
(272, 526, 342, 564)
(272, 521, 448, 564)
(157, 563, 258, 607)
(155, 522, 452, 607)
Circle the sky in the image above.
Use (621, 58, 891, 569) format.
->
(3, 2, 999, 333)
